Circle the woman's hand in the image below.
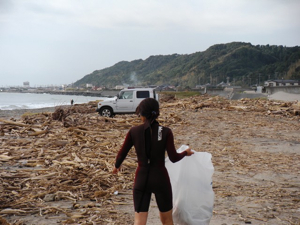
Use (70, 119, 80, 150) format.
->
(185, 148, 194, 156)
(112, 167, 120, 174)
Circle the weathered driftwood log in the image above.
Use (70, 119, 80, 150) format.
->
(0, 119, 30, 127)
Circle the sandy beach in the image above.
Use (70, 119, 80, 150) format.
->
(0, 94, 299, 224)
(268, 91, 300, 101)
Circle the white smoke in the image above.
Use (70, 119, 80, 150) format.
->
(130, 72, 139, 86)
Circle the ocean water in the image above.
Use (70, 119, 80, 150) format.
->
(0, 92, 105, 110)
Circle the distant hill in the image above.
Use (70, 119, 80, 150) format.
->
(74, 42, 300, 88)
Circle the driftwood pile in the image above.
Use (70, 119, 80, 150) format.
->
(0, 95, 299, 224)
(160, 95, 300, 224)
(161, 94, 300, 117)
(0, 105, 137, 224)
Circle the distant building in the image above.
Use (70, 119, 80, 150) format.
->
(264, 79, 300, 94)
(23, 81, 30, 88)
(115, 85, 126, 90)
(264, 80, 300, 87)
(92, 86, 105, 91)
(86, 83, 93, 88)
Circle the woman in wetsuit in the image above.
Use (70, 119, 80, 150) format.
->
(113, 98, 194, 225)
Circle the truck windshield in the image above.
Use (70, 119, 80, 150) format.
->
(119, 91, 133, 99)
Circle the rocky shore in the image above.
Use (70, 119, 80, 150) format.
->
(0, 94, 299, 224)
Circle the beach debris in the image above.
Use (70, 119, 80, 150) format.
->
(0, 216, 10, 225)
(0, 95, 299, 224)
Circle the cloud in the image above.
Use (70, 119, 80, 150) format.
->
(0, 0, 299, 86)
(0, 0, 13, 12)
(4, 0, 300, 34)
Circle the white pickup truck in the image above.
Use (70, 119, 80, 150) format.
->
(96, 88, 159, 117)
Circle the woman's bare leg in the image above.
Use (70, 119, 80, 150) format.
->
(159, 209, 173, 225)
(134, 212, 148, 225)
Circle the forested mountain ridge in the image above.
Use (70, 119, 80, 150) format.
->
(74, 42, 300, 88)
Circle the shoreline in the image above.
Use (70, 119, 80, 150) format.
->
(1, 91, 300, 120)
(0, 106, 61, 120)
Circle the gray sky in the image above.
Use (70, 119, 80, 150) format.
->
(0, 0, 299, 87)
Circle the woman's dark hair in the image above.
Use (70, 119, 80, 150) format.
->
(136, 98, 160, 122)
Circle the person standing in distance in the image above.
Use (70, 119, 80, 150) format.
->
(113, 98, 194, 225)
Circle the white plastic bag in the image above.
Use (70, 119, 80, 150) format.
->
(165, 145, 214, 225)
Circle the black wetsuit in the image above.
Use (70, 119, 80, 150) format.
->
(115, 120, 187, 212)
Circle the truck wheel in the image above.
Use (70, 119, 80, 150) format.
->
(99, 107, 113, 117)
